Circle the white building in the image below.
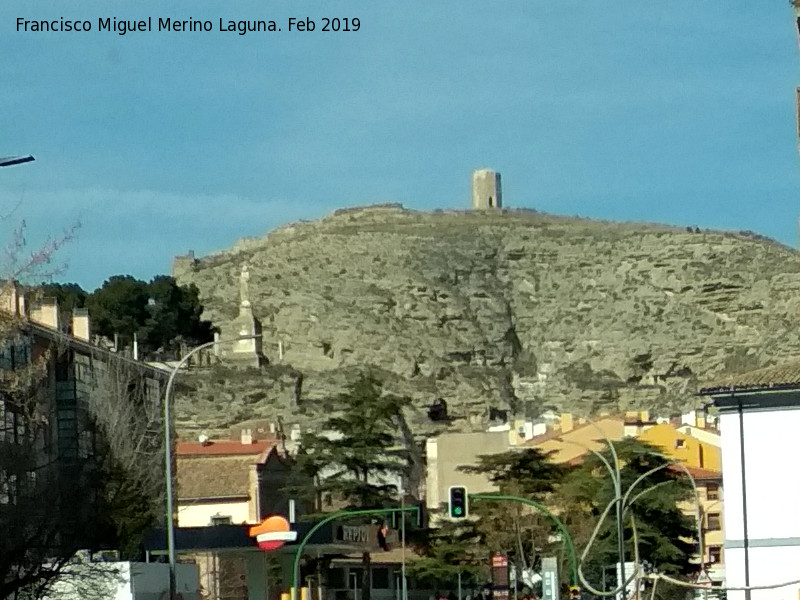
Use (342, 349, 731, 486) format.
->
(44, 557, 198, 600)
(701, 360, 800, 600)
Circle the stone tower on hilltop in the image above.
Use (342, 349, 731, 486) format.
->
(471, 169, 502, 210)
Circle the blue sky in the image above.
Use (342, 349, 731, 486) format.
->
(1, 1, 798, 290)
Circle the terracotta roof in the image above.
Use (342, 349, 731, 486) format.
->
(177, 439, 275, 456)
(679, 465, 722, 481)
(699, 359, 800, 394)
(177, 455, 255, 500)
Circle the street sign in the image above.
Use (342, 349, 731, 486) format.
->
(542, 557, 559, 600)
(696, 571, 713, 587)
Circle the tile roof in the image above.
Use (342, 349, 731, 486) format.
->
(177, 455, 255, 500)
(670, 464, 722, 481)
(177, 439, 275, 457)
(699, 359, 800, 394)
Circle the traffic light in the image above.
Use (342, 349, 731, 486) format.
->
(448, 486, 468, 519)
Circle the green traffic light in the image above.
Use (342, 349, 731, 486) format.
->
(453, 507, 462, 516)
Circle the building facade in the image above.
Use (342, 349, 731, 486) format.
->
(701, 360, 800, 600)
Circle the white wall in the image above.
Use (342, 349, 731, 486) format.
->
(720, 406, 800, 600)
(724, 547, 800, 600)
(178, 500, 251, 527)
(676, 425, 721, 447)
(720, 409, 800, 541)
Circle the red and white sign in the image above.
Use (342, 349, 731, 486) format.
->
(249, 515, 297, 551)
(492, 555, 508, 568)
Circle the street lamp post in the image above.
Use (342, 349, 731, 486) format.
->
(163, 334, 261, 600)
(0, 155, 34, 167)
(399, 484, 407, 600)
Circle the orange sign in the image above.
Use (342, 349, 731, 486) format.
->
(249, 515, 298, 551)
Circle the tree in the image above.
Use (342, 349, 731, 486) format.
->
(140, 275, 214, 355)
(407, 517, 487, 593)
(458, 449, 571, 591)
(0, 212, 91, 598)
(35, 282, 88, 313)
(84, 354, 165, 557)
(0, 282, 169, 598)
(290, 374, 412, 600)
(559, 438, 698, 592)
(85, 274, 214, 357)
(85, 275, 150, 341)
(294, 374, 410, 510)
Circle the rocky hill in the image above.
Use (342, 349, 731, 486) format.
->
(171, 204, 800, 438)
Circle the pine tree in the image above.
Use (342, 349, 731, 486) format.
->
(458, 449, 571, 592)
(291, 374, 412, 600)
(295, 374, 410, 510)
(560, 438, 698, 590)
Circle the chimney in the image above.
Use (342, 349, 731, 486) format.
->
(0, 281, 22, 316)
(241, 428, 253, 445)
(30, 298, 60, 330)
(71, 308, 90, 342)
(560, 413, 574, 434)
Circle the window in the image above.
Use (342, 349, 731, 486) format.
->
(328, 568, 346, 589)
(674, 439, 686, 449)
(0, 473, 17, 505)
(706, 513, 721, 531)
(210, 514, 232, 526)
(708, 546, 722, 564)
(706, 483, 719, 501)
(371, 568, 390, 590)
(0, 401, 6, 443)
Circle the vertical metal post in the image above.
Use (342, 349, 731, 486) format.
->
(401, 487, 407, 600)
(738, 399, 751, 600)
(164, 370, 177, 600)
(163, 335, 261, 600)
(616, 493, 626, 600)
(458, 571, 462, 600)
(351, 571, 359, 600)
(513, 566, 518, 600)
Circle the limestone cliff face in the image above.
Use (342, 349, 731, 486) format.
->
(173, 205, 800, 436)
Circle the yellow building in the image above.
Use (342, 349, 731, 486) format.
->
(637, 421, 721, 470)
(680, 466, 725, 583)
(524, 415, 626, 463)
(636, 422, 724, 583)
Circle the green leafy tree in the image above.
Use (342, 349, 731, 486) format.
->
(407, 517, 486, 593)
(560, 438, 698, 591)
(85, 274, 213, 356)
(459, 450, 571, 590)
(290, 374, 412, 600)
(461, 448, 567, 496)
(86, 275, 150, 341)
(295, 374, 410, 510)
(140, 275, 214, 353)
(36, 282, 88, 312)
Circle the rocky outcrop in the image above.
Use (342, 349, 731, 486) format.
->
(173, 205, 800, 437)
